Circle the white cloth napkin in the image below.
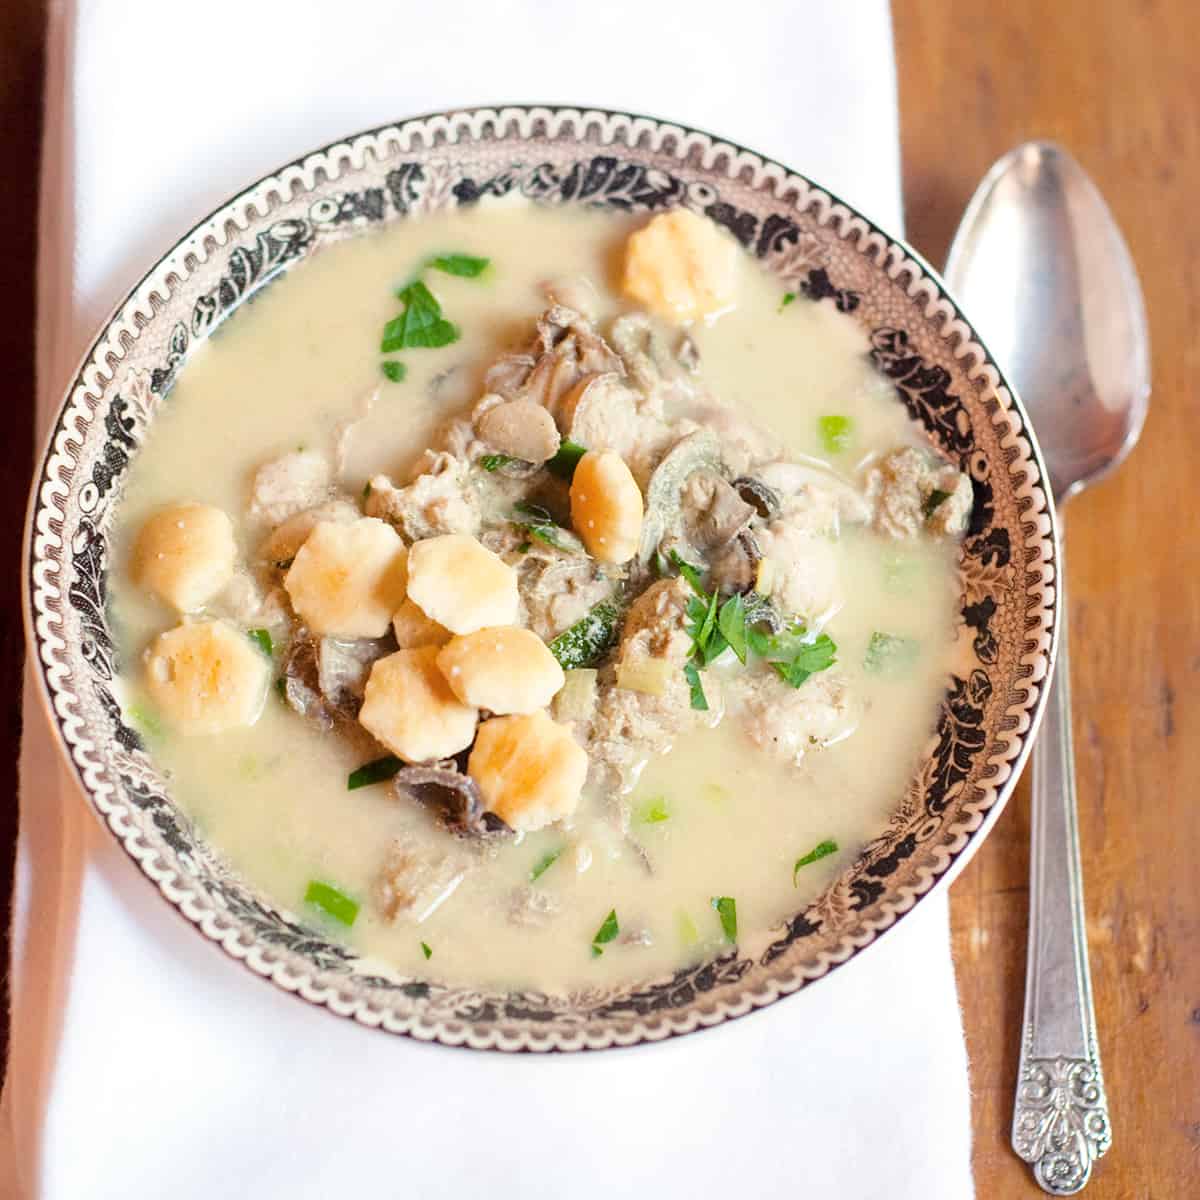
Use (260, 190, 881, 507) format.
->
(3, 2, 974, 1197)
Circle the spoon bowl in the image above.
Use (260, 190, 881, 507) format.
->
(946, 141, 1150, 502)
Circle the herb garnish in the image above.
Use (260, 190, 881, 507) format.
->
(347, 754, 402, 790)
(923, 488, 951, 518)
(818, 414, 853, 454)
(247, 628, 273, 657)
(546, 438, 588, 480)
(591, 909, 620, 957)
(479, 453, 517, 472)
(864, 632, 919, 675)
(711, 896, 737, 942)
(429, 253, 490, 278)
(636, 797, 671, 824)
(716, 592, 748, 664)
(747, 621, 838, 688)
(381, 360, 407, 383)
(779, 291, 796, 312)
(305, 880, 359, 927)
(669, 549, 706, 596)
(362, 481, 372, 500)
(686, 588, 723, 663)
(420, 941, 433, 960)
(381, 280, 460, 352)
(530, 848, 563, 882)
(683, 661, 708, 711)
(793, 839, 839, 883)
(675, 553, 838, 699)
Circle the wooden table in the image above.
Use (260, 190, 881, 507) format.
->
(0, 3, 1195, 1195)
(896, 3, 1200, 1195)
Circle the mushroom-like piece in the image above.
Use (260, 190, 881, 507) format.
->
(282, 630, 393, 728)
(483, 353, 536, 399)
(709, 529, 762, 595)
(555, 373, 640, 456)
(732, 476, 782, 521)
(477, 398, 561, 464)
(636, 428, 721, 565)
(685, 474, 757, 549)
(392, 763, 512, 839)
(317, 636, 392, 715)
(756, 460, 872, 527)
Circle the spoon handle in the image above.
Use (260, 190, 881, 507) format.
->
(1012, 565, 1111, 1193)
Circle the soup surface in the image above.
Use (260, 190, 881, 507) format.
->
(111, 201, 971, 994)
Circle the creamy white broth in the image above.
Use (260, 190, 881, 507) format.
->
(111, 201, 964, 993)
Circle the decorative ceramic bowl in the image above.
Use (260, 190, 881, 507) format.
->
(25, 106, 1057, 1050)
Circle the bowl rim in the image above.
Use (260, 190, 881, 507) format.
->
(22, 103, 1059, 1050)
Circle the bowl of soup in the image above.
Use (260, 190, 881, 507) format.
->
(25, 107, 1057, 1049)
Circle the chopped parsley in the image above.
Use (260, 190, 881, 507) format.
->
(686, 589, 722, 661)
(479, 453, 517, 472)
(716, 592, 748, 664)
(748, 621, 837, 689)
(591, 909, 620, 957)
(305, 880, 359, 927)
(864, 632, 920, 676)
(923, 488, 952, 518)
(247, 628, 273, 657)
(779, 291, 796, 312)
(420, 941, 433, 960)
(530, 848, 563, 882)
(669, 548, 706, 596)
(380, 360, 407, 382)
(794, 839, 839, 883)
(636, 797, 671, 824)
(381, 280, 459, 352)
(362, 481, 372, 500)
(429, 252, 490, 278)
(711, 896, 737, 942)
(818, 414, 854, 454)
(347, 754, 402, 790)
(546, 438, 588, 480)
(679, 570, 837, 699)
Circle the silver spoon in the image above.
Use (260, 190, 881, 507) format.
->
(944, 142, 1150, 1194)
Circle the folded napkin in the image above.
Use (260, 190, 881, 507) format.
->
(2, 2, 974, 1196)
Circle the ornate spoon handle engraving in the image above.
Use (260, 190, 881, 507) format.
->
(1012, 564, 1111, 1194)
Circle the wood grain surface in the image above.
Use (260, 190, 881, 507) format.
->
(895, 2, 1200, 1196)
(0, 2, 1195, 1196)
